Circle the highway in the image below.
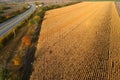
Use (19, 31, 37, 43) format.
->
(0, 4, 36, 37)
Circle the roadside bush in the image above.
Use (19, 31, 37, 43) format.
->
(1, 31, 14, 44)
(22, 35, 32, 47)
(0, 4, 4, 11)
(0, 34, 12, 49)
(38, 10, 45, 18)
(0, 4, 10, 11)
(35, 2, 42, 6)
(4, 6, 11, 10)
(5, 15, 11, 19)
(0, 37, 4, 47)
(0, 11, 4, 13)
(33, 15, 40, 22)
(13, 55, 21, 66)
(0, 43, 3, 49)
(29, 19, 36, 25)
(49, 5, 61, 9)
(28, 30, 34, 36)
(0, 63, 11, 80)
(0, 16, 6, 23)
(24, 4, 30, 10)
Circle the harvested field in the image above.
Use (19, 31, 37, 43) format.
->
(30, 2, 120, 80)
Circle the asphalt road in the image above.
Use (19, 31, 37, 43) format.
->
(0, 4, 36, 37)
(30, 2, 120, 80)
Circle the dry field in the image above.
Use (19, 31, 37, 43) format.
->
(30, 2, 120, 80)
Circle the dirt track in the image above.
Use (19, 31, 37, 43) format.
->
(30, 2, 120, 80)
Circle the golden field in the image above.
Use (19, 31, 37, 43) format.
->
(30, 2, 120, 80)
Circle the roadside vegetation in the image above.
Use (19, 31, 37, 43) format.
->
(35, 2, 44, 6)
(0, 62, 12, 80)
